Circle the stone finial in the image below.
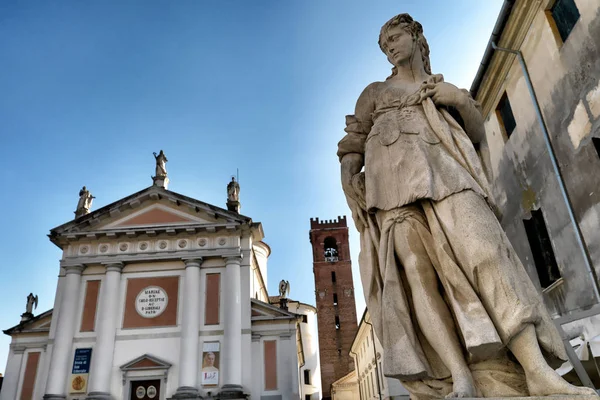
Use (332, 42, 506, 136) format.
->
(152, 150, 169, 189)
(75, 186, 95, 218)
(226, 176, 241, 213)
(21, 293, 38, 322)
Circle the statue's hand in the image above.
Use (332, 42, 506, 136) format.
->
(420, 81, 468, 108)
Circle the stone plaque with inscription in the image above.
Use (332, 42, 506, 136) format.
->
(135, 286, 168, 318)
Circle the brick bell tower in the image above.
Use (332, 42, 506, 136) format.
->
(310, 216, 358, 399)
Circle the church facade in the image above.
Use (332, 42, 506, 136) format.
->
(1, 160, 308, 400)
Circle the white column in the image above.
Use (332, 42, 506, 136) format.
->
(221, 256, 243, 392)
(86, 262, 124, 399)
(44, 265, 84, 400)
(173, 258, 202, 399)
(0, 346, 25, 400)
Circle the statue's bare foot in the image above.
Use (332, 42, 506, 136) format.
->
(527, 363, 598, 397)
(446, 370, 476, 398)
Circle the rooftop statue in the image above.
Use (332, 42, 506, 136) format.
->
(338, 13, 596, 399)
(278, 280, 290, 299)
(227, 176, 240, 202)
(75, 186, 95, 217)
(153, 150, 168, 178)
(25, 293, 38, 315)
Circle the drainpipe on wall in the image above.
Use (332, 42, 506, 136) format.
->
(491, 42, 600, 303)
(364, 319, 382, 400)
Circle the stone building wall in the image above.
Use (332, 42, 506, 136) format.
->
(475, 0, 600, 317)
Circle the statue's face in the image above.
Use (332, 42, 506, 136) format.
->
(381, 24, 415, 67)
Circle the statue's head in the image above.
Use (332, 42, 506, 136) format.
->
(378, 13, 431, 78)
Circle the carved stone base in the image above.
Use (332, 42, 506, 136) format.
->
(152, 176, 170, 190)
(43, 395, 66, 400)
(216, 384, 247, 399)
(460, 397, 599, 400)
(20, 312, 33, 322)
(85, 391, 112, 400)
(168, 386, 200, 399)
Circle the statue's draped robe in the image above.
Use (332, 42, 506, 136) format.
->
(338, 75, 566, 388)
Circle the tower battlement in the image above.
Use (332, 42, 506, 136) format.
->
(310, 216, 347, 230)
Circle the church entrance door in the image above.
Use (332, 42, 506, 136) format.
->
(130, 379, 161, 400)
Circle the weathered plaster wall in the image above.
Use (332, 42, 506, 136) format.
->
(480, 0, 600, 316)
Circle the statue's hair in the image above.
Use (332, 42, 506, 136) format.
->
(378, 13, 431, 78)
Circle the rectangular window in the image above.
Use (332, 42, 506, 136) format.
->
(551, 0, 580, 42)
(335, 316, 340, 330)
(496, 92, 516, 139)
(333, 293, 338, 306)
(523, 209, 562, 289)
(379, 361, 385, 389)
(205, 273, 221, 325)
(371, 371, 376, 395)
(305, 395, 311, 400)
(19, 352, 40, 400)
(592, 138, 600, 160)
(302, 314, 308, 323)
(331, 271, 336, 283)
(264, 340, 278, 390)
(304, 369, 311, 385)
(80, 280, 101, 332)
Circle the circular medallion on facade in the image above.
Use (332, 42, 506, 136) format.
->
(135, 386, 146, 399)
(80, 246, 89, 254)
(147, 385, 157, 399)
(139, 242, 148, 251)
(99, 244, 109, 253)
(198, 238, 207, 247)
(178, 239, 187, 249)
(135, 286, 169, 318)
(119, 243, 129, 252)
(218, 238, 227, 246)
(158, 241, 168, 250)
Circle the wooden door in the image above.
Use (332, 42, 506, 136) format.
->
(130, 380, 161, 400)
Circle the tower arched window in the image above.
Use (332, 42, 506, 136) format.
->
(324, 237, 339, 262)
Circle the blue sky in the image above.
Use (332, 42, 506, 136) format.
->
(0, 1, 503, 373)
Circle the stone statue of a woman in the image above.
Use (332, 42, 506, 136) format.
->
(338, 13, 596, 398)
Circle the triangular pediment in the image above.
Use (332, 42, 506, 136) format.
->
(3, 309, 53, 336)
(101, 203, 211, 229)
(251, 299, 299, 321)
(48, 186, 262, 247)
(120, 354, 171, 371)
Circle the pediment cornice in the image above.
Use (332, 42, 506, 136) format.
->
(49, 186, 263, 248)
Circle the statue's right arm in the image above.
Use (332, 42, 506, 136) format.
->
(338, 83, 377, 204)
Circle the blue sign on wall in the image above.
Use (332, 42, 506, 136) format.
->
(72, 348, 92, 374)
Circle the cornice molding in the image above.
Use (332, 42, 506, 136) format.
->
(476, 0, 543, 116)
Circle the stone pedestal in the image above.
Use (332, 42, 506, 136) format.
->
(153, 176, 169, 189)
(216, 384, 247, 400)
(169, 386, 200, 399)
(461, 397, 599, 400)
(20, 312, 33, 322)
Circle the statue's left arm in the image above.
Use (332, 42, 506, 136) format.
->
(454, 90, 485, 144)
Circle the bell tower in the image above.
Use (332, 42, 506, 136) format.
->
(309, 216, 358, 399)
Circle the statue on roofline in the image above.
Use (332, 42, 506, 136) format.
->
(75, 186, 95, 217)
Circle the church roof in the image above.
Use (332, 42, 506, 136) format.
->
(49, 185, 263, 249)
(250, 299, 302, 322)
(3, 309, 53, 336)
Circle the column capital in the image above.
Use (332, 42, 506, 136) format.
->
(103, 262, 124, 272)
(182, 258, 203, 268)
(223, 255, 242, 265)
(64, 265, 84, 275)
